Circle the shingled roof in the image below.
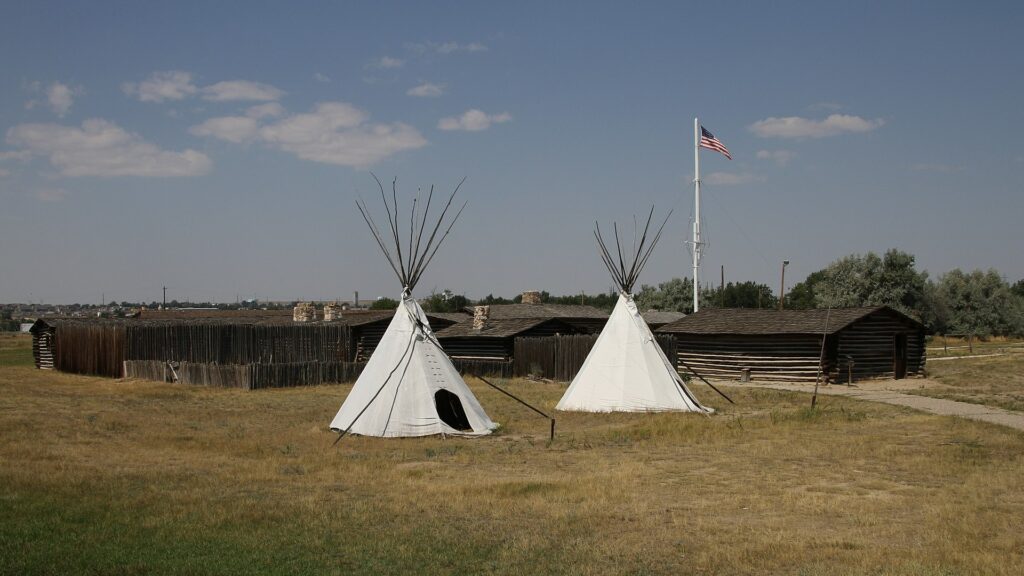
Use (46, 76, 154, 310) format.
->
(656, 306, 922, 336)
(435, 317, 573, 339)
(464, 303, 607, 319)
(641, 310, 686, 326)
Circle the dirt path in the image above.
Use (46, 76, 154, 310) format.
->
(734, 381, 1024, 432)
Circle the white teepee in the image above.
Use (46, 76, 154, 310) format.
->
(556, 208, 711, 413)
(331, 294, 496, 436)
(330, 177, 497, 437)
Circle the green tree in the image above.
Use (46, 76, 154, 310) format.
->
(477, 294, 513, 305)
(1012, 279, 1024, 298)
(813, 249, 928, 318)
(421, 291, 470, 313)
(785, 270, 825, 309)
(703, 281, 777, 309)
(636, 278, 694, 313)
(370, 297, 399, 310)
(932, 269, 1024, 337)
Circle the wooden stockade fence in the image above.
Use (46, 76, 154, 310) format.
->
(124, 360, 367, 390)
(125, 322, 352, 365)
(452, 358, 514, 379)
(513, 334, 677, 382)
(50, 322, 126, 378)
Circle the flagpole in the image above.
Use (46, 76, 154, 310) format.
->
(693, 117, 701, 313)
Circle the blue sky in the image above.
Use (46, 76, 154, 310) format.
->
(2, 1, 1022, 304)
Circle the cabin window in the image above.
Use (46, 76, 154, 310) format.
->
(434, 389, 472, 431)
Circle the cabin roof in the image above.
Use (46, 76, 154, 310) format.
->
(464, 303, 607, 319)
(656, 306, 923, 336)
(435, 317, 573, 339)
(641, 310, 686, 326)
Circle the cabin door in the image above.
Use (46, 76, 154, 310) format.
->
(893, 334, 908, 379)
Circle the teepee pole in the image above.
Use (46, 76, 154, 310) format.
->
(473, 373, 555, 441)
(677, 356, 735, 404)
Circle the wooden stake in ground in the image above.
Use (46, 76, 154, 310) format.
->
(811, 307, 831, 409)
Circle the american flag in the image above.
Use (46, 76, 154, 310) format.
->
(699, 126, 732, 160)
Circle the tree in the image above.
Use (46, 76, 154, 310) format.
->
(477, 294, 513, 305)
(421, 291, 470, 313)
(813, 249, 928, 318)
(931, 269, 1024, 337)
(785, 270, 825, 309)
(636, 278, 694, 313)
(370, 297, 399, 310)
(703, 281, 777, 309)
(1012, 279, 1024, 298)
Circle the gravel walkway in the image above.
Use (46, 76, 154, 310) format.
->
(741, 382, 1024, 432)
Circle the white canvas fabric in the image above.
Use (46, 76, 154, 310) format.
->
(556, 293, 711, 413)
(330, 295, 497, 437)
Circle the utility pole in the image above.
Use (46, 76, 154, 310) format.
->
(720, 265, 725, 307)
(779, 260, 789, 311)
(163, 286, 167, 308)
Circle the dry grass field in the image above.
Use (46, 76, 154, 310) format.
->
(2, 332, 1024, 575)
(916, 343, 1024, 411)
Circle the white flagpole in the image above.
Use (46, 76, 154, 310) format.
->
(693, 117, 701, 313)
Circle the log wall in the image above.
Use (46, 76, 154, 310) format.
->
(674, 334, 826, 382)
(836, 311, 926, 380)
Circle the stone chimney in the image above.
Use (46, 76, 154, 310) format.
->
(323, 302, 343, 321)
(293, 302, 317, 322)
(472, 305, 490, 330)
(521, 290, 542, 305)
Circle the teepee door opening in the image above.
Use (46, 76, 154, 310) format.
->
(434, 389, 472, 431)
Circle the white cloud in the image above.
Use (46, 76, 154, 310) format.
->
(23, 81, 78, 117)
(749, 114, 884, 138)
(756, 149, 797, 166)
(201, 80, 284, 102)
(910, 163, 964, 173)
(46, 82, 75, 117)
(437, 109, 511, 132)
(122, 71, 198, 102)
(370, 56, 404, 69)
(123, 72, 283, 103)
(189, 116, 261, 143)
(191, 102, 428, 167)
(412, 41, 488, 54)
(313, 72, 331, 83)
(246, 102, 285, 119)
(6, 119, 211, 177)
(407, 83, 445, 97)
(703, 172, 764, 186)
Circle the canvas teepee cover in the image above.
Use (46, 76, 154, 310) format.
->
(330, 176, 496, 437)
(556, 292, 709, 413)
(556, 207, 711, 413)
(331, 295, 496, 437)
